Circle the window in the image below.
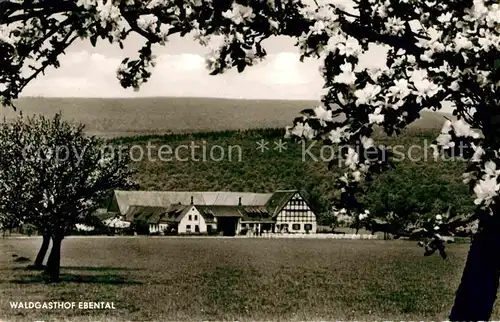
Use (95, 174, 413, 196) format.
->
(194, 215, 198, 220)
(241, 223, 246, 228)
(186, 225, 191, 232)
(292, 224, 300, 231)
(189, 215, 192, 220)
(305, 224, 312, 231)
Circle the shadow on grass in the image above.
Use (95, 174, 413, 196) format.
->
(61, 266, 142, 272)
(10, 266, 141, 272)
(11, 274, 143, 285)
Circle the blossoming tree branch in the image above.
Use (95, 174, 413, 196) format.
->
(0, 0, 499, 319)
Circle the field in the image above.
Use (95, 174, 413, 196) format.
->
(1, 236, 498, 321)
(2, 97, 454, 138)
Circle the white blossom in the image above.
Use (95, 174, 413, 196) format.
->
(384, 17, 406, 35)
(314, 105, 334, 126)
(354, 83, 381, 106)
(96, 0, 122, 28)
(222, 3, 255, 25)
(338, 36, 362, 57)
(290, 122, 316, 139)
(388, 79, 411, 101)
(328, 126, 348, 143)
(333, 63, 356, 85)
(452, 119, 480, 138)
(474, 177, 500, 205)
(145, 0, 169, 9)
(310, 21, 326, 35)
(368, 107, 384, 124)
(437, 12, 453, 24)
(345, 148, 359, 170)
(436, 133, 455, 149)
(484, 160, 500, 178)
(463, 172, 474, 184)
(137, 14, 158, 33)
(471, 144, 485, 162)
(76, 0, 97, 10)
(360, 136, 374, 149)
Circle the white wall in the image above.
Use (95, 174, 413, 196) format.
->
(276, 193, 317, 234)
(149, 223, 160, 234)
(178, 206, 208, 234)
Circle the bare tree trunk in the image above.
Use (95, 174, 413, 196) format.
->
(31, 234, 50, 269)
(45, 235, 63, 283)
(449, 213, 500, 321)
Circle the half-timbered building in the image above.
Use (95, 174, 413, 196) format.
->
(108, 189, 317, 235)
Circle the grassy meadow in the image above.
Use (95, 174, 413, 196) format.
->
(0, 236, 493, 321)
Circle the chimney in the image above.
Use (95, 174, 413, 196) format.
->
(238, 197, 242, 206)
(190, 196, 194, 205)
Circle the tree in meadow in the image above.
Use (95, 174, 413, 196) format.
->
(0, 113, 135, 281)
(0, 118, 52, 265)
(0, 0, 499, 318)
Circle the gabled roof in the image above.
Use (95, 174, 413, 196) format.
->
(109, 190, 309, 223)
(266, 190, 298, 217)
(124, 206, 169, 223)
(241, 207, 274, 223)
(110, 190, 274, 214)
(197, 205, 243, 218)
(161, 205, 190, 224)
(196, 205, 274, 223)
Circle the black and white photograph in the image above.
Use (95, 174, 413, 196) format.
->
(0, 0, 498, 320)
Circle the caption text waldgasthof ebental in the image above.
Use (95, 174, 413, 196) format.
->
(9, 301, 116, 310)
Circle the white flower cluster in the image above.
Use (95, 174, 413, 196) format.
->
(117, 56, 155, 91)
(76, 0, 97, 10)
(433, 119, 495, 206)
(384, 17, 406, 36)
(221, 3, 255, 25)
(0, 23, 22, 46)
(285, 122, 315, 140)
(333, 63, 356, 85)
(96, 0, 122, 29)
(137, 14, 159, 33)
(434, 119, 481, 153)
(473, 161, 500, 206)
(145, 0, 170, 10)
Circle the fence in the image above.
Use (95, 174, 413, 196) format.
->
(242, 233, 379, 239)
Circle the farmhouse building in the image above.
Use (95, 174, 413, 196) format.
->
(108, 190, 317, 236)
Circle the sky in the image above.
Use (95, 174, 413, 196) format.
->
(21, 0, 388, 101)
